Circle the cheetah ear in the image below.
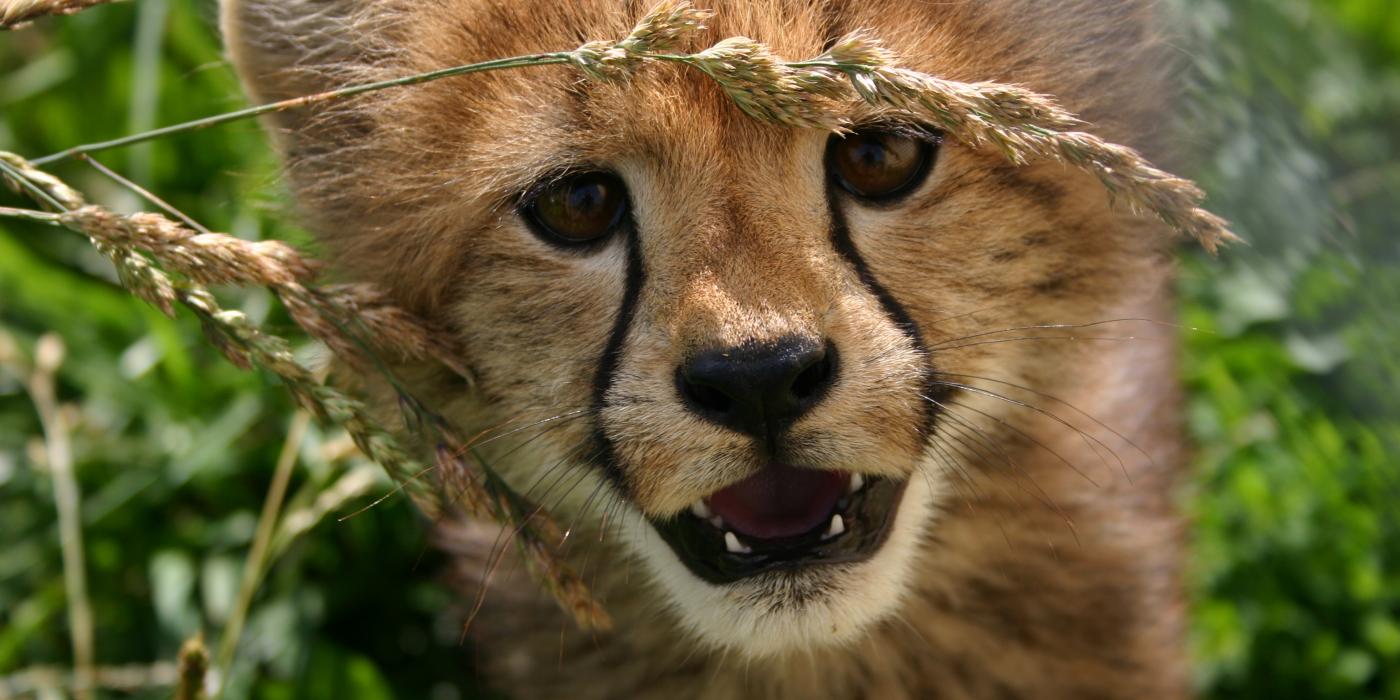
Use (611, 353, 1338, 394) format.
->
(218, 0, 396, 144)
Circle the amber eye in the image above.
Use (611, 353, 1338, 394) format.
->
(523, 171, 629, 245)
(827, 128, 936, 201)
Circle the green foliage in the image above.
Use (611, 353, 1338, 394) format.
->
(1171, 0, 1400, 696)
(0, 0, 1396, 698)
(1, 3, 486, 698)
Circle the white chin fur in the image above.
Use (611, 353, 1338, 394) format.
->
(625, 463, 942, 659)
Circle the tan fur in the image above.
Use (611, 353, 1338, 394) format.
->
(222, 1, 1189, 697)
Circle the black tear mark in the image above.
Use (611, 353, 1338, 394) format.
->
(825, 187, 947, 437)
(589, 216, 645, 492)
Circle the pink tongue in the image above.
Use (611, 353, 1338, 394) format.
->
(706, 463, 847, 540)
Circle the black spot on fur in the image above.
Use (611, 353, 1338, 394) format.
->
(986, 164, 1064, 209)
(1021, 230, 1053, 247)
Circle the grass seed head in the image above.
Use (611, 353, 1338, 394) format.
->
(689, 37, 844, 129)
(570, 0, 713, 81)
(0, 0, 114, 30)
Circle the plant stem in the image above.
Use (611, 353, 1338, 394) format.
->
(213, 409, 311, 690)
(79, 154, 210, 233)
(32, 53, 574, 165)
(25, 335, 96, 700)
(0, 662, 180, 697)
(174, 635, 209, 700)
(0, 158, 68, 210)
(0, 206, 62, 223)
(0, 0, 120, 29)
(127, 0, 168, 186)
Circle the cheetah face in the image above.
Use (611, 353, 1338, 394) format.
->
(224, 0, 1169, 660)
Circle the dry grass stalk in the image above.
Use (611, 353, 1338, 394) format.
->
(818, 35, 1234, 250)
(273, 465, 383, 553)
(676, 38, 849, 128)
(1, 153, 609, 630)
(0, 663, 179, 698)
(173, 635, 209, 700)
(436, 436, 612, 630)
(0, 333, 97, 700)
(666, 30, 1237, 251)
(214, 411, 311, 676)
(0, 0, 115, 29)
(53, 205, 474, 379)
(570, 0, 713, 81)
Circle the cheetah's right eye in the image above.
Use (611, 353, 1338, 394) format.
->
(521, 171, 629, 246)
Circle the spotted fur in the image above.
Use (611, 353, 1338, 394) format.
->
(222, 1, 1190, 697)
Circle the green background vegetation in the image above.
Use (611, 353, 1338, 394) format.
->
(1, 0, 1396, 697)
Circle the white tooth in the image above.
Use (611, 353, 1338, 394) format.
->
(690, 500, 712, 519)
(709, 516, 725, 529)
(825, 514, 846, 539)
(724, 531, 751, 554)
(848, 473, 865, 494)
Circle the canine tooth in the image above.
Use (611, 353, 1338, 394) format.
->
(848, 473, 865, 493)
(825, 514, 846, 539)
(724, 531, 751, 554)
(709, 516, 725, 529)
(690, 501, 712, 519)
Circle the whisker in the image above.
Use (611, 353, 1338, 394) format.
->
(461, 426, 593, 597)
(463, 417, 590, 559)
(934, 411, 1081, 545)
(933, 370, 1156, 477)
(924, 302, 1007, 329)
(926, 391, 1102, 488)
(933, 334, 1160, 353)
(465, 449, 599, 636)
(574, 488, 637, 618)
(921, 434, 984, 513)
(598, 488, 636, 552)
(338, 460, 443, 522)
(541, 462, 602, 531)
(461, 408, 591, 451)
(559, 472, 614, 548)
(918, 414, 997, 504)
(482, 447, 593, 575)
(934, 379, 1129, 481)
(520, 451, 592, 510)
(928, 317, 1191, 349)
(933, 405, 1067, 515)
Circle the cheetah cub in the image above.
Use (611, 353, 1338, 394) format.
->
(224, 1, 1190, 697)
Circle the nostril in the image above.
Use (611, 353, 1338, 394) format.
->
(680, 376, 734, 416)
(789, 343, 836, 402)
(790, 356, 824, 401)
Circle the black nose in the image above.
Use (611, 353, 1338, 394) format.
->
(677, 336, 838, 441)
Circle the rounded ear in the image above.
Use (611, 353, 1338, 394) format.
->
(219, 0, 401, 144)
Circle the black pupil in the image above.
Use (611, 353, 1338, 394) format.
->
(851, 138, 889, 171)
(567, 181, 607, 219)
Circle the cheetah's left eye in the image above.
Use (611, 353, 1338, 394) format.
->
(826, 128, 937, 201)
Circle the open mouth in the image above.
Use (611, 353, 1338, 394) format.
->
(650, 462, 908, 584)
